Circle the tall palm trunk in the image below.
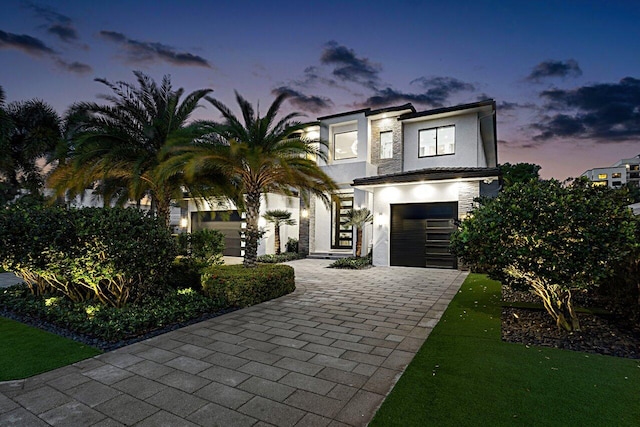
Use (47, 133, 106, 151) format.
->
(156, 196, 172, 230)
(274, 224, 281, 255)
(244, 190, 261, 268)
(355, 228, 363, 258)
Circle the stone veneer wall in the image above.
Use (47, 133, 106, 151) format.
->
(370, 118, 403, 175)
(298, 193, 310, 256)
(457, 181, 479, 219)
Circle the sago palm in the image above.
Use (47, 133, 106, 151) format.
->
(177, 91, 337, 267)
(263, 209, 296, 255)
(344, 208, 373, 258)
(49, 71, 216, 228)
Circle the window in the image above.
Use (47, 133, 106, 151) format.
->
(592, 181, 607, 187)
(612, 172, 622, 178)
(597, 173, 608, 180)
(334, 131, 358, 160)
(380, 131, 393, 159)
(418, 125, 455, 157)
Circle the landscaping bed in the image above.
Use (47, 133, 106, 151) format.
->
(502, 287, 640, 359)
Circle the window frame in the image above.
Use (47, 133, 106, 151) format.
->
(333, 130, 358, 160)
(418, 125, 455, 158)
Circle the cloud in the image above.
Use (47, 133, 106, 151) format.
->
(272, 86, 333, 113)
(527, 59, 582, 82)
(320, 41, 381, 89)
(55, 58, 92, 74)
(99, 30, 211, 68)
(410, 76, 476, 105)
(47, 23, 79, 43)
(0, 29, 55, 56)
(532, 77, 640, 141)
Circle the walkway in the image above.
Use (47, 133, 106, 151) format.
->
(0, 259, 466, 426)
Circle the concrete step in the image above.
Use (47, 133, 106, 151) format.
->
(307, 252, 353, 260)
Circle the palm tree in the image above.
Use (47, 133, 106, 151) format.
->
(263, 209, 296, 255)
(49, 71, 218, 228)
(0, 87, 62, 205)
(176, 91, 338, 267)
(344, 208, 373, 258)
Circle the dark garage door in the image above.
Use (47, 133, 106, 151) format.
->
(390, 202, 458, 268)
(191, 210, 243, 256)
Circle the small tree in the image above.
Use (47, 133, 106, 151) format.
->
(499, 162, 541, 188)
(263, 209, 296, 255)
(344, 208, 373, 258)
(451, 178, 638, 331)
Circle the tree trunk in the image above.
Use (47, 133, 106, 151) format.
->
(274, 223, 281, 255)
(244, 190, 261, 268)
(156, 196, 172, 230)
(355, 227, 363, 258)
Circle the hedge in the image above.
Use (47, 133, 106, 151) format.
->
(201, 264, 295, 308)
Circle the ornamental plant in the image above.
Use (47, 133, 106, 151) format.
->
(0, 200, 176, 307)
(450, 178, 638, 331)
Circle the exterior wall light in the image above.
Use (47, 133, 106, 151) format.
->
(301, 208, 309, 219)
(180, 217, 188, 228)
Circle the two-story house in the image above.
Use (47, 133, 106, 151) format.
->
(300, 99, 499, 269)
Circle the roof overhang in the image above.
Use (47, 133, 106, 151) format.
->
(351, 167, 501, 189)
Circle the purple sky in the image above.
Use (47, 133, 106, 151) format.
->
(1, 0, 639, 179)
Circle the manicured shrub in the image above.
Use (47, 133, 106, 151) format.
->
(0, 285, 224, 343)
(286, 237, 299, 253)
(201, 264, 295, 308)
(0, 201, 176, 307)
(328, 255, 372, 269)
(256, 253, 303, 263)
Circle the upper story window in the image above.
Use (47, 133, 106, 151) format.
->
(612, 172, 622, 179)
(334, 130, 358, 160)
(380, 131, 393, 159)
(597, 173, 607, 180)
(418, 125, 455, 157)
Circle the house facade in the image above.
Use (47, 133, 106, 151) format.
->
(581, 155, 640, 188)
(300, 100, 500, 268)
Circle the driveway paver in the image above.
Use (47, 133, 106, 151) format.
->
(0, 259, 466, 426)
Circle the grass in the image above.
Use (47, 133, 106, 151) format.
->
(371, 274, 640, 426)
(0, 316, 101, 381)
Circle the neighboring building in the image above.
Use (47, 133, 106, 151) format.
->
(300, 100, 500, 269)
(582, 155, 640, 188)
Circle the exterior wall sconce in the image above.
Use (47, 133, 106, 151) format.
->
(301, 208, 309, 219)
(180, 217, 188, 229)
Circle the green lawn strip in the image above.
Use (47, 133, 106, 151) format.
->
(371, 274, 640, 426)
(0, 316, 101, 381)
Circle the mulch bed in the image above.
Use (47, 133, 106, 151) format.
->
(501, 287, 640, 360)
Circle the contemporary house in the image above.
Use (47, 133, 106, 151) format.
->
(299, 99, 500, 269)
(183, 99, 499, 267)
(581, 155, 640, 188)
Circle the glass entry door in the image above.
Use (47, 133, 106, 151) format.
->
(331, 196, 353, 249)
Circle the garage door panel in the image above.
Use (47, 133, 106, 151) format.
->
(191, 211, 243, 257)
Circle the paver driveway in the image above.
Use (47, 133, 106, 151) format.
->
(0, 259, 466, 426)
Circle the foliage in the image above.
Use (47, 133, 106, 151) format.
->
(286, 237, 299, 253)
(0, 285, 223, 343)
(0, 316, 100, 381)
(371, 274, 640, 426)
(0, 92, 61, 205)
(201, 264, 295, 307)
(263, 209, 296, 255)
(499, 162, 541, 188)
(328, 254, 372, 269)
(48, 71, 228, 228)
(450, 178, 639, 331)
(176, 229, 225, 264)
(343, 208, 373, 257)
(256, 252, 303, 263)
(0, 201, 176, 307)
(172, 91, 338, 267)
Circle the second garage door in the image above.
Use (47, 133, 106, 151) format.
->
(191, 210, 243, 257)
(390, 202, 458, 269)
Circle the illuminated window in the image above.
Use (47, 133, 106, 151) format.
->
(419, 125, 455, 157)
(334, 131, 358, 160)
(592, 181, 607, 186)
(597, 173, 607, 180)
(380, 131, 393, 159)
(612, 172, 622, 178)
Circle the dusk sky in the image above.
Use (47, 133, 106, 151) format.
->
(1, 0, 639, 179)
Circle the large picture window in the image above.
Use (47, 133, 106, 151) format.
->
(418, 125, 455, 157)
(380, 131, 393, 159)
(334, 130, 358, 160)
